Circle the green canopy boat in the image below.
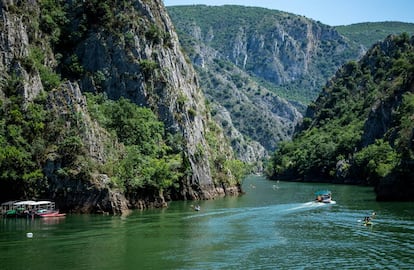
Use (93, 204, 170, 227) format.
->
(315, 190, 334, 203)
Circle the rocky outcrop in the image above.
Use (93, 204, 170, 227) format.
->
(179, 37, 302, 162)
(0, 0, 42, 100)
(42, 82, 130, 214)
(212, 103, 267, 165)
(67, 0, 234, 199)
(168, 5, 361, 101)
(0, 1, 129, 213)
(0, 0, 241, 213)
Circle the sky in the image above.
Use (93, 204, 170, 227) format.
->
(163, 0, 414, 26)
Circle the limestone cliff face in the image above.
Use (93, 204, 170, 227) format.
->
(191, 41, 302, 158)
(66, 0, 226, 199)
(0, 0, 238, 213)
(0, 0, 42, 101)
(167, 5, 359, 165)
(0, 0, 130, 213)
(43, 82, 129, 214)
(168, 5, 361, 102)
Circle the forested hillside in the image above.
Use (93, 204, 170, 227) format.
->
(267, 34, 414, 200)
(336, 22, 414, 49)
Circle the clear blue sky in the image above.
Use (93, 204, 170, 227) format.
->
(163, 0, 414, 26)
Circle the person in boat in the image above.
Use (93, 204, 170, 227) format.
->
(315, 190, 332, 203)
(363, 216, 372, 225)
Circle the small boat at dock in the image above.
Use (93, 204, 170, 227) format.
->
(38, 212, 66, 218)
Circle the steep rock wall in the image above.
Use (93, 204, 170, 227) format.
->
(0, 0, 129, 213)
(67, 0, 228, 199)
(0, 0, 240, 213)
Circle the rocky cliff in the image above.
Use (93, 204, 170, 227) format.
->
(0, 0, 241, 213)
(167, 5, 361, 165)
(191, 40, 302, 167)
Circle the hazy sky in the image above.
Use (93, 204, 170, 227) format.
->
(163, 0, 414, 26)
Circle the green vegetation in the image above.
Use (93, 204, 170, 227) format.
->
(336, 22, 414, 49)
(204, 118, 249, 186)
(86, 93, 247, 196)
(267, 34, 414, 199)
(0, 74, 50, 199)
(85, 93, 185, 195)
(39, 0, 68, 44)
(27, 47, 61, 91)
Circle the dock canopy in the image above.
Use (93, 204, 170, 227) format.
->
(1, 200, 55, 215)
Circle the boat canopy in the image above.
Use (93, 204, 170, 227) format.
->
(315, 190, 331, 196)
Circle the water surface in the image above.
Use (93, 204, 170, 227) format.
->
(1, 176, 413, 269)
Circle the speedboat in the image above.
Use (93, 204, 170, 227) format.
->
(315, 190, 335, 204)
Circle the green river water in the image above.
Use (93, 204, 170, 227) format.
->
(1, 175, 413, 270)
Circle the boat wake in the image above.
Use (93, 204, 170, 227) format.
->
(184, 200, 336, 222)
(280, 201, 336, 212)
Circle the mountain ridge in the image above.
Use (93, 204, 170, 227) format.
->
(167, 5, 362, 165)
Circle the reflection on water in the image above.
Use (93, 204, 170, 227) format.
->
(1, 176, 413, 270)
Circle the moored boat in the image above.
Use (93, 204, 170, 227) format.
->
(38, 212, 66, 218)
(1, 200, 65, 218)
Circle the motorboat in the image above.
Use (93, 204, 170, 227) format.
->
(315, 190, 335, 204)
(36, 209, 66, 218)
(39, 212, 66, 218)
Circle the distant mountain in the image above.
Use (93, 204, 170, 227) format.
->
(169, 5, 361, 104)
(336, 22, 414, 49)
(167, 5, 362, 164)
(268, 33, 414, 201)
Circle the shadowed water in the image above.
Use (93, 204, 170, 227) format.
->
(1, 176, 413, 269)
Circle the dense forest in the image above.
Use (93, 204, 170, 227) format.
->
(267, 33, 414, 200)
